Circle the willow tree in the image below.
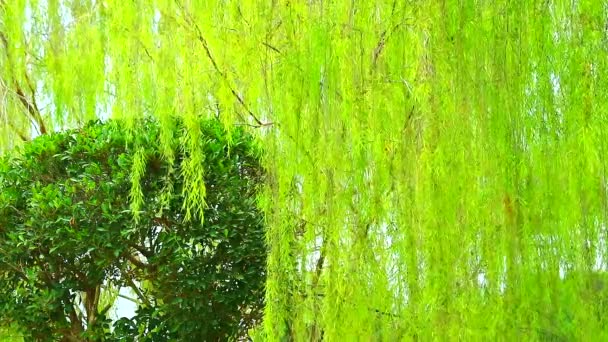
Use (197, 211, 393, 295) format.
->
(2, 0, 608, 340)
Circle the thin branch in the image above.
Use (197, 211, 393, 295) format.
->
(0, 260, 29, 282)
(0, 31, 47, 135)
(0, 32, 7, 50)
(233, 120, 275, 128)
(314, 247, 325, 282)
(136, 37, 155, 62)
(14, 82, 46, 135)
(6, 120, 29, 141)
(301, 291, 401, 319)
(23, 68, 43, 117)
(174, 1, 269, 127)
(372, 23, 402, 69)
(372, 31, 387, 67)
(262, 41, 281, 54)
(116, 292, 139, 304)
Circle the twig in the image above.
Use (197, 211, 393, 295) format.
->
(262, 41, 281, 54)
(372, 23, 402, 69)
(174, 1, 269, 128)
(234, 121, 275, 128)
(125, 252, 150, 270)
(302, 291, 401, 319)
(14, 81, 46, 135)
(5, 121, 29, 141)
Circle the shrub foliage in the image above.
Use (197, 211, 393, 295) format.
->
(0, 119, 266, 341)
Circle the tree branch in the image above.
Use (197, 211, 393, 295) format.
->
(0, 31, 47, 135)
(174, 1, 269, 128)
(6, 121, 29, 141)
(129, 243, 153, 259)
(65, 302, 85, 341)
(125, 252, 150, 270)
(84, 285, 101, 329)
(14, 81, 46, 135)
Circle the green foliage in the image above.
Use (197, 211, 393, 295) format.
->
(0, 325, 23, 342)
(0, 118, 266, 341)
(3, 1, 608, 340)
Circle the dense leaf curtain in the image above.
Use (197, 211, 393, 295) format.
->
(2, 0, 607, 339)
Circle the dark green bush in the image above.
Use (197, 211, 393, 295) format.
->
(0, 118, 266, 341)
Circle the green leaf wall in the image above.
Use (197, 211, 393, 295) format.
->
(1, 0, 607, 339)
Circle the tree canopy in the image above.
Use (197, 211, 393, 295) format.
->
(0, 118, 266, 341)
(1, 0, 608, 340)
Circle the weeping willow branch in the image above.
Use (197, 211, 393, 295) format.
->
(13, 82, 46, 135)
(6, 121, 29, 141)
(0, 30, 47, 136)
(174, 1, 268, 127)
(261, 41, 281, 54)
(300, 291, 401, 320)
(123, 268, 152, 308)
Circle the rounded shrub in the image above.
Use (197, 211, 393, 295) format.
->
(0, 118, 266, 341)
